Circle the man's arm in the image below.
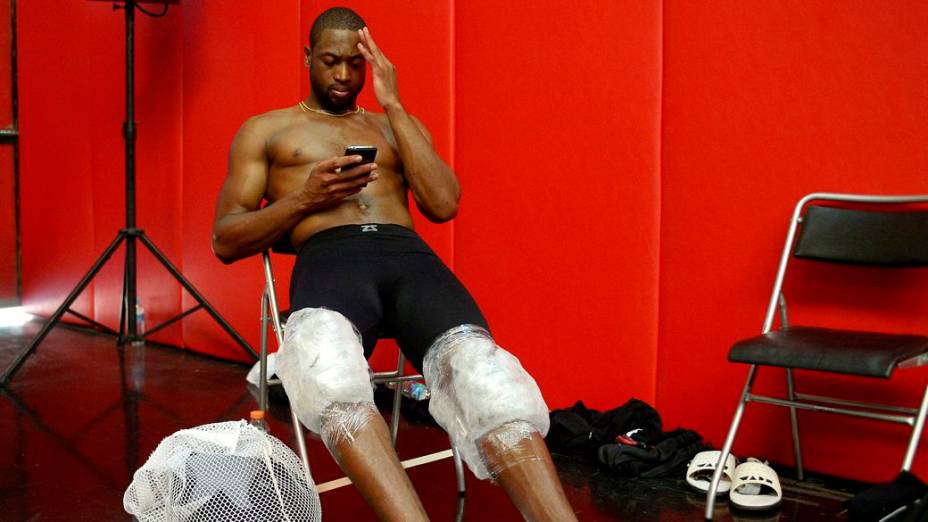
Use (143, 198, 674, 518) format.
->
(212, 117, 378, 264)
(357, 27, 460, 223)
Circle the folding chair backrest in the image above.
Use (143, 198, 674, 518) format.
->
(794, 205, 928, 267)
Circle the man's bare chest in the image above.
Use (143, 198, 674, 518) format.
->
(267, 117, 400, 171)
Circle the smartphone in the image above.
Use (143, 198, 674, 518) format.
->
(344, 145, 377, 171)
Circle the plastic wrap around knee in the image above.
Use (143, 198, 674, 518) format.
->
(478, 420, 544, 480)
(318, 401, 379, 450)
(275, 308, 375, 442)
(423, 325, 549, 480)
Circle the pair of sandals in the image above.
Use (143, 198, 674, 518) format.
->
(686, 450, 782, 511)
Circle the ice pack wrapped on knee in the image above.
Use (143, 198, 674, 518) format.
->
(423, 325, 550, 480)
(275, 308, 375, 434)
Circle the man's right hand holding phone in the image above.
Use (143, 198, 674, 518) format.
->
(300, 154, 378, 212)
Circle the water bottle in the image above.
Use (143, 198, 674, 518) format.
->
(132, 304, 146, 346)
(249, 410, 269, 432)
(388, 381, 430, 401)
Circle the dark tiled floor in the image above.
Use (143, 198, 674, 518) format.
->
(0, 320, 867, 521)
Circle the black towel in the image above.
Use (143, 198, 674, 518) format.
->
(597, 429, 710, 478)
(848, 471, 928, 522)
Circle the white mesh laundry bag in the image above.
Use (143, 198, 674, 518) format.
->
(124, 420, 321, 522)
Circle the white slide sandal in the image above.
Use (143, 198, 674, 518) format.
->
(730, 458, 782, 511)
(686, 450, 737, 495)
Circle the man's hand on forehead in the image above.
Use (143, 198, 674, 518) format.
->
(357, 27, 401, 110)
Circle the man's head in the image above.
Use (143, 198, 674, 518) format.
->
(305, 7, 367, 112)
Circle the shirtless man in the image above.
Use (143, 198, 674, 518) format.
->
(212, 8, 576, 521)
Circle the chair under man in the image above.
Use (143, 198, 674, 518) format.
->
(705, 193, 928, 519)
(256, 244, 466, 496)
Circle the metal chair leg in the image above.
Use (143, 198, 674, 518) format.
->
(261, 252, 312, 482)
(706, 365, 758, 520)
(455, 493, 465, 522)
(259, 291, 269, 412)
(453, 446, 466, 496)
(902, 384, 928, 472)
(786, 368, 804, 480)
(290, 406, 311, 480)
(390, 351, 405, 446)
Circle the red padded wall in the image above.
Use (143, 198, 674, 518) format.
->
(453, 1, 663, 409)
(19, 1, 97, 320)
(180, 1, 301, 360)
(0, 0, 13, 302)
(0, 0, 11, 127)
(0, 145, 14, 302)
(658, 1, 928, 481)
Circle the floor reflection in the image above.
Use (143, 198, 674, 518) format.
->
(0, 321, 866, 520)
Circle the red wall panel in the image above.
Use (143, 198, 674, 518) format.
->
(659, 0, 928, 481)
(19, 1, 97, 320)
(0, 1, 14, 303)
(453, 1, 663, 409)
(0, 145, 14, 302)
(0, 0, 11, 128)
(82, 4, 125, 337)
(180, 1, 301, 360)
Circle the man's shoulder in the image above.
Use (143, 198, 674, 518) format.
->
(241, 106, 301, 132)
(239, 106, 310, 138)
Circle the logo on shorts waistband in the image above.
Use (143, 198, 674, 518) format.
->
(361, 224, 378, 232)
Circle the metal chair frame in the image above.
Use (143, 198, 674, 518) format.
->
(705, 193, 928, 519)
(256, 250, 466, 494)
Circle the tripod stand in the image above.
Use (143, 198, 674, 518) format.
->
(0, 0, 257, 385)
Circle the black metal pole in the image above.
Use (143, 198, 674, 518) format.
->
(123, 0, 138, 343)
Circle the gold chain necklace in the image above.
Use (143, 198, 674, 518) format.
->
(299, 100, 364, 117)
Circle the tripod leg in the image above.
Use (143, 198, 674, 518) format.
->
(118, 252, 129, 341)
(1, 233, 127, 385)
(137, 233, 257, 360)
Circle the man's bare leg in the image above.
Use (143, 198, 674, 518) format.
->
(480, 424, 578, 521)
(323, 404, 428, 522)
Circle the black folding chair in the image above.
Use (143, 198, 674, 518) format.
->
(256, 247, 466, 495)
(705, 193, 928, 519)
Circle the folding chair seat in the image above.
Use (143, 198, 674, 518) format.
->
(255, 245, 466, 495)
(705, 193, 928, 519)
(730, 326, 928, 378)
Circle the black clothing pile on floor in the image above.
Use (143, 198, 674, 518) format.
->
(546, 398, 711, 479)
(848, 471, 928, 522)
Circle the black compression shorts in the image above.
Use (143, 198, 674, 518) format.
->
(289, 224, 489, 371)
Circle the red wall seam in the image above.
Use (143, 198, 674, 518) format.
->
(652, 0, 664, 406)
(448, 0, 456, 271)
